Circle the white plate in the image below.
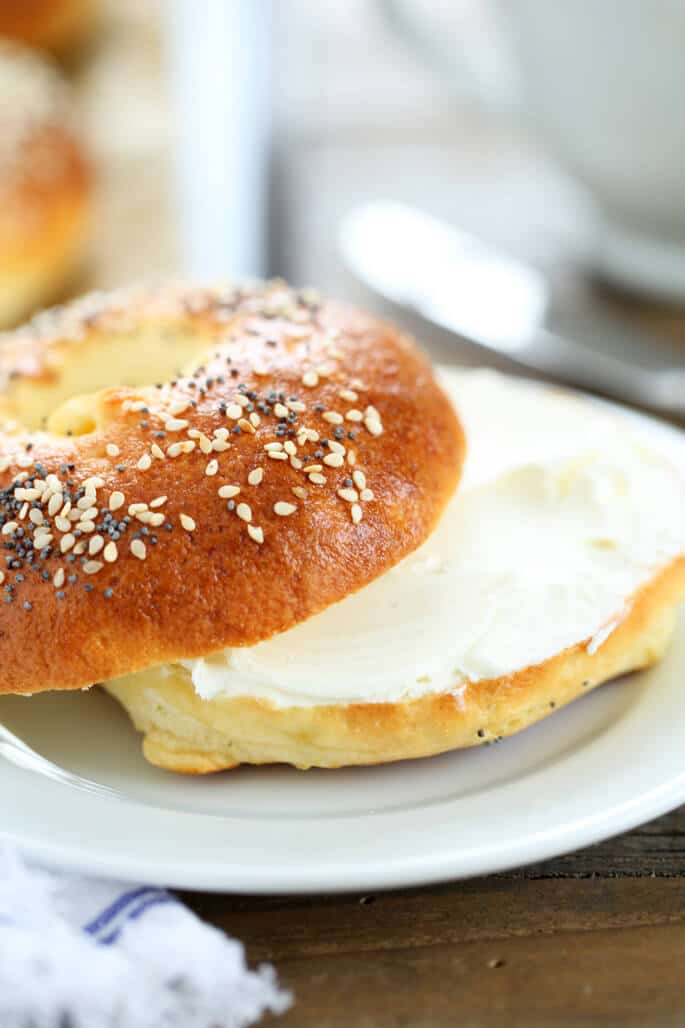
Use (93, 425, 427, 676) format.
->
(1, 391, 684, 893)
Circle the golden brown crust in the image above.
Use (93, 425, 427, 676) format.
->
(104, 554, 685, 772)
(0, 0, 95, 56)
(0, 42, 91, 327)
(0, 282, 465, 695)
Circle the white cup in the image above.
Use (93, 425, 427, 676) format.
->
(381, 0, 685, 300)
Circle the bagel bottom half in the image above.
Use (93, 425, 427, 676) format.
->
(104, 556, 685, 773)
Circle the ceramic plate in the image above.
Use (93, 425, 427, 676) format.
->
(1, 386, 684, 893)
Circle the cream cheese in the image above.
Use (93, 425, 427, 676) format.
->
(185, 369, 685, 707)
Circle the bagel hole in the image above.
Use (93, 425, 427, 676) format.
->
(2, 325, 218, 434)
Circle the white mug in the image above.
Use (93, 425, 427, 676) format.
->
(381, 0, 685, 300)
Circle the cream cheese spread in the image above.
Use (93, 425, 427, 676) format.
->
(184, 369, 685, 707)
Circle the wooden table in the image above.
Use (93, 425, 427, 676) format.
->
(182, 809, 685, 1028)
(71, 6, 685, 1024)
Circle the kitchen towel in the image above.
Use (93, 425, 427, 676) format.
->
(0, 844, 291, 1028)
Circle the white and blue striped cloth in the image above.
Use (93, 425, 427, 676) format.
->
(0, 846, 291, 1028)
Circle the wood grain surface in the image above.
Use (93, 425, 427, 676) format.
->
(69, 5, 685, 1024)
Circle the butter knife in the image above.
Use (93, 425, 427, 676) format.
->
(339, 202, 685, 418)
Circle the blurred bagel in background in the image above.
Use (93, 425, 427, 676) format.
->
(0, 39, 91, 328)
(0, 0, 95, 58)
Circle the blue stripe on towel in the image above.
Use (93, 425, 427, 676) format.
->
(97, 893, 176, 945)
(83, 886, 161, 936)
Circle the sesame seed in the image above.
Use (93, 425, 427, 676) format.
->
(236, 502, 252, 523)
(55, 516, 71, 533)
(89, 535, 105, 556)
(308, 473, 326, 485)
(339, 389, 358, 402)
(198, 434, 213, 454)
(268, 451, 288, 461)
(226, 403, 242, 420)
(274, 501, 297, 516)
(337, 488, 358, 503)
(83, 560, 104, 574)
(128, 503, 147, 516)
(247, 524, 264, 544)
(249, 411, 261, 428)
(292, 486, 306, 500)
(73, 541, 87, 555)
(212, 439, 230, 452)
(205, 459, 219, 477)
(77, 494, 96, 511)
(264, 441, 283, 452)
(151, 443, 165, 460)
(302, 371, 319, 387)
(248, 468, 264, 486)
(169, 400, 189, 416)
(29, 509, 43, 526)
(328, 440, 346, 455)
(347, 451, 357, 466)
(273, 402, 288, 418)
(103, 541, 118, 563)
(238, 418, 255, 434)
(351, 504, 363, 524)
(130, 539, 147, 560)
(360, 488, 374, 502)
(60, 533, 75, 553)
(180, 513, 196, 533)
(106, 443, 120, 458)
(79, 507, 98, 522)
(346, 409, 363, 422)
(53, 568, 65, 588)
(109, 491, 125, 512)
(47, 493, 63, 517)
(353, 470, 366, 490)
(83, 477, 105, 491)
(218, 484, 241, 499)
(167, 442, 183, 458)
(323, 411, 343, 425)
(323, 453, 344, 468)
(304, 463, 323, 473)
(34, 532, 53, 549)
(165, 418, 189, 432)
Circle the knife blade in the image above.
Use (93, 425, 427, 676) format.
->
(339, 202, 685, 418)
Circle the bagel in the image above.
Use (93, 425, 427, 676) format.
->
(0, 280, 465, 699)
(0, 284, 683, 775)
(0, 0, 95, 57)
(0, 41, 91, 328)
(105, 368, 685, 773)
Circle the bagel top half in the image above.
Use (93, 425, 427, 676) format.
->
(0, 281, 465, 695)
